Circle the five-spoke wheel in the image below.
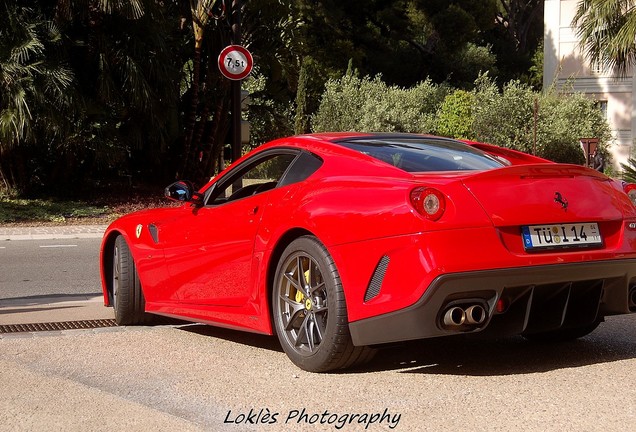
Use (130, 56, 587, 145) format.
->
(272, 236, 374, 372)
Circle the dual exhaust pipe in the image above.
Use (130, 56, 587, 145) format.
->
(629, 285, 636, 311)
(442, 303, 487, 328)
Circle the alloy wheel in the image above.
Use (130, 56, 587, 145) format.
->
(276, 252, 329, 355)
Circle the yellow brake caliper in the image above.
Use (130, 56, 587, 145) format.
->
(294, 269, 312, 310)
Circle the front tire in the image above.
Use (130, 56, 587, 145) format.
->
(112, 235, 152, 325)
(272, 236, 375, 372)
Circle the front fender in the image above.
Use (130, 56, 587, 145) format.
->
(99, 212, 169, 306)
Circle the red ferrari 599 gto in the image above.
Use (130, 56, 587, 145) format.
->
(100, 133, 636, 372)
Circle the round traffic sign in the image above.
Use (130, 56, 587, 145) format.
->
(218, 45, 253, 80)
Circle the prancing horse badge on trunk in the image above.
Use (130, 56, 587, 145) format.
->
(554, 192, 568, 211)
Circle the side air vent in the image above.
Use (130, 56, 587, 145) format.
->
(364, 256, 390, 302)
(148, 224, 159, 244)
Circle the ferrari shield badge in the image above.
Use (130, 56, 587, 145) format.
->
(136, 224, 143, 238)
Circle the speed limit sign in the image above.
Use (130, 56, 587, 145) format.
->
(218, 45, 253, 80)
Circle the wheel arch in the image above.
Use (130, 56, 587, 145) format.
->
(265, 228, 375, 371)
(100, 229, 126, 306)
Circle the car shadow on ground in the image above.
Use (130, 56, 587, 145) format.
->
(176, 323, 285, 353)
(351, 316, 636, 376)
(358, 336, 630, 376)
(172, 316, 636, 376)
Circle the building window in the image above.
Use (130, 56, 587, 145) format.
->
(591, 59, 603, 74)
(595, 100, 608, 119)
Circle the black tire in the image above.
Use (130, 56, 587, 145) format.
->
(271, 236, 375, 372)
(112, 235, 152, 325)
(522, 321, 601, 343)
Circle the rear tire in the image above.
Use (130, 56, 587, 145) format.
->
(112, 235, 152, 325)
(272, 236, 375, 372)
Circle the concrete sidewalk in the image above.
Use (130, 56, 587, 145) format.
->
(0, 224, 108, 241)
(0, 294, 113, 327)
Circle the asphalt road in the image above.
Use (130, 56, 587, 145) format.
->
(1, 314, 636, 431)
(0, 238, 102, 299)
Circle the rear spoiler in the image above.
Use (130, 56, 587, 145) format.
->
(462, 162, 608, 181)
(461, 140, 552, 165)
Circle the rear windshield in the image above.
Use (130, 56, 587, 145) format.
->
(336, 137, 505, 172)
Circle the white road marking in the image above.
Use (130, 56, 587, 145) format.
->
(39, 244, 78, 248)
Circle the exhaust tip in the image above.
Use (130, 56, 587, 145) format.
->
(629, 286, 636, 309)
(440, 301, 490, 330)
(443, 307, 466, 327)
(465, 305, 487, 325)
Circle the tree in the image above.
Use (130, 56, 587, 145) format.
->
(313, 71, 610, 165)
(295, 0, 503, 87)
(52, 0, 182, 189)
(494, 0, 544, 54)
(472, 74, 610, 163)
(573, 0, 636, 76)
(179, 0, 299, 184)
(0, 0, 550, 197)
(311, 72, 447, 133)
(176, 0, 231, 182)
(0, 1, 75, 194)
(485, 0, 545, 86)
(243, 0, 302, 144)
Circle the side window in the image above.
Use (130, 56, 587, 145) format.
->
(279, 151, 323, 186)
(207, 153, 298, 205)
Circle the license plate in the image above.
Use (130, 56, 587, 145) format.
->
(521, 223, 602, 251)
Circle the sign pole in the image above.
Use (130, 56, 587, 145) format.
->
(231, 0, 242, 163)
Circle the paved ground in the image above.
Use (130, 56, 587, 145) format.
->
(1, 225, 636, 431)
(0, 294, 113, 325)
(2, 315, 636, 432)
(0, 225, 110, 325)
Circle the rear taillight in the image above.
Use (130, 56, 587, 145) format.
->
(410, 187, 446, 221)
(624, 183, 636, 206)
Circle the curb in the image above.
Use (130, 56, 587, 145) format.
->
(0, 294, 113, 326)
(0, 225, 107, 241)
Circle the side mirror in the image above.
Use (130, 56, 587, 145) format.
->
(165, 181, 200, 203)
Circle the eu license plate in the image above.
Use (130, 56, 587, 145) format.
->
(521, 223, 602, 251)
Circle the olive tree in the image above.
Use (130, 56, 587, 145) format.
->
(311, 73, 447, 133)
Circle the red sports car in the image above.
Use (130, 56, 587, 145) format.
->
(100, 133, 636, 372)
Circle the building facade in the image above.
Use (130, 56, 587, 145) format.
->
(544, 0, 636, 170)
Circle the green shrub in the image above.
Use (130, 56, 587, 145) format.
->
(312, 72, 611, 166)
(472, 75, 536, 153)
(311, 73, 447, 133)
(535, 92, 609, 164)
(435, 90, 474, 139)
(472, 74, 609, 164)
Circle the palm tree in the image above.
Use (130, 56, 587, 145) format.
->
(0, 1, 75, 193)
(573, 0, 636, 76)
(54, 0, 182, 184)
(620, 157, 636, 182)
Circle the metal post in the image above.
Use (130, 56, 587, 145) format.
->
(231, 0, 242, 163)
(533, 97, 538, 156)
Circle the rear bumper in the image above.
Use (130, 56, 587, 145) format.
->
(349, 259, 636, 346)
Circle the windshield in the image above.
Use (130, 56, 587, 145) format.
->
(336, 137, 506, 172)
